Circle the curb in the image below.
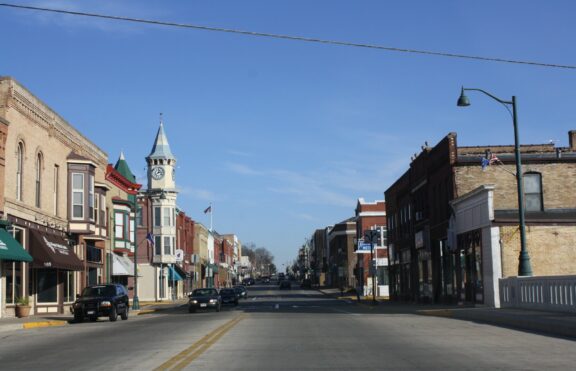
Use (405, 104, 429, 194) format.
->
(23, 320, 68, 329)
(417, 309, 454, 318)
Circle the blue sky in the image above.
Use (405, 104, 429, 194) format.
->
(2, 1, 575, 268)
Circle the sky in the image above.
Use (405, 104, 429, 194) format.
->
(1, 1, 575, 268)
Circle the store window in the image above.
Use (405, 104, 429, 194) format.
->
(37, 269, 58, 303)
(3, 228, 25, 304)
(64, 271, 75, 303)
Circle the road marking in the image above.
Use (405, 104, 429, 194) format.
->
(154, 314, 246, 371)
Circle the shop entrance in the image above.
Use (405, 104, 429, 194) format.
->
(456, 230, 483, 304)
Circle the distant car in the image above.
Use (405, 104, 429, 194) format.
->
(219, 288, 239, 306)
(242, 277, 255, 286)
(263, 277, 270, 284)
(234, 285, 248, 299)
(72, 284, 129, 322)
(188, 288, 221, 313)
(279, 280, 291, 290)
(300, 279, 312, 289)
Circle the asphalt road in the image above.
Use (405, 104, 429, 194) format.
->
(1, 284, 575, 370)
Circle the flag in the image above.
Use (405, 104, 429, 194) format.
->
(146, 233, 154, 246)
(204, 205, 212, 214)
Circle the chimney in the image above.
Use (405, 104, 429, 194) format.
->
(570, 130, 576, 151)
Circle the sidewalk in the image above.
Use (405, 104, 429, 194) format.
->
(318, 287, 576, 339)
(0, 299, 187, 333)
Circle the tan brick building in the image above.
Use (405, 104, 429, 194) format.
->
(0, 77, 108, 316)
(386, 131, 576, 306)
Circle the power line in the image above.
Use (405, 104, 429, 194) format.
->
(1, 2, 575, 70)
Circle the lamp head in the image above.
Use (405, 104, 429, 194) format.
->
(160, 191, 167, 200)
(457, 87, 470, 107)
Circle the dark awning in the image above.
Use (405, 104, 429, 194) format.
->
(0, 229, 33, 262)
(29, 229, 84, 271)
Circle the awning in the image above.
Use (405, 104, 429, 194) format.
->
(112, 253, 135, 276)
(168, 265, 183, 281)
(0, 229, 33, 262)
(29, 229, 84, 271)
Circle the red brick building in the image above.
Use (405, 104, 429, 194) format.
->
(354, 198, 388, 297)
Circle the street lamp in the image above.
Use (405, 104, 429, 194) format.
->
(457, 87, 533, 276)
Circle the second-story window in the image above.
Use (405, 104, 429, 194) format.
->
(72, 173, 84, 219)
(35, 152, 42, 208)
(163, 207, 171, 226)
(524, 172, 543, 212)
(115, 212, 125, 240)
(164, 236, 171, 255)
(155, 236, 161, 255)
(53, 165, 59, 216)
(16, 142, 24, 201)
(94, 193, 99, 225)
(154, 207, 161, 227)
(89, 175, 95, 221)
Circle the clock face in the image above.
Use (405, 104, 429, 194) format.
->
(151, 166, 165, 180)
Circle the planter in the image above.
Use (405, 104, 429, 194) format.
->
(15, 305, 31, 318)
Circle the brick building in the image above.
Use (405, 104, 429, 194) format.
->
(327, 218, 356, 289)
(385, 131, 576, 306)
(1, 77, 108, 315)
(354, 198, 388, 297)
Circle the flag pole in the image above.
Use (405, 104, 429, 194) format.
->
(210, 202, 213, 232)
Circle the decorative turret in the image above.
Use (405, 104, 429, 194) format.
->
(146, 114, 177, 191)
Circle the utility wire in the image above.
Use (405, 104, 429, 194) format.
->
(1, 2, 575, 70)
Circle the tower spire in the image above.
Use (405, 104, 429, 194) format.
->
(147, 113, 175, 161)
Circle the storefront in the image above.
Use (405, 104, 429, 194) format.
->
(28, 228, 84, 314)
(0, 225, 33, 318)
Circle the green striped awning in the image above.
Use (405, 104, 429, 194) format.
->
(0, 229, 33, 262)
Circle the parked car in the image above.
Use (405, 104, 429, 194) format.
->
(234, 285, 248, 299)
(72, 284, 129, 322)
(242, 277, 255, 286)
(300, 278, 312, 289)
(279, 280, 291, 290)
(188, 288, 221, 313)
(220, 288, 239, 306)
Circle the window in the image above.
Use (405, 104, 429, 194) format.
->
(155, 236, 161, 255)
(136, 207, 143, 226)
(164, 236, 171, 255)
(53, 165, 59, 216)
(524, 173, 543, 211)
(163, 207, 171, 226)
(35, 152, 42, 208)
(100, 195, 106, 226)
(115, 212, 125, 240)
(154, 207, 161, 227)
(94, 192, 99, 225)
(89, 175, 95, 221)
(72, 173, 84, 219)
(16, 142, 24, 201)
(37, 269, 58, 303)
(129, 218, 135, 243)
(64, 271, 75, 303)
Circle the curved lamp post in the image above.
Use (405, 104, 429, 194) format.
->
(457, 87, 533, 277)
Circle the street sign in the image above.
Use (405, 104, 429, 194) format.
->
(356, 242, 372, 253)
(175, 249, 184, 262)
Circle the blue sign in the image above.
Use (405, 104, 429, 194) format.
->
(356, 242, 372, 253)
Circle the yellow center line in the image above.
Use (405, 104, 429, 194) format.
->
(154, 314, 246, 371)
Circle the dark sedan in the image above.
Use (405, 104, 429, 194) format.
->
(188, 288, 221, 313)
(233, 285, 247, 299)
(220, 288, 239, 306)
(279, 281, 292, 290)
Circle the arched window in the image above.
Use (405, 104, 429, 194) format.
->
(35, 152, 43, 208)
(16, 142, 24, 201)
(524, 172, 543, 212)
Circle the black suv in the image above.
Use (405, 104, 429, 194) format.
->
(72, 284, 129, 322)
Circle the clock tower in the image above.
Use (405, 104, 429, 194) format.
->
(145, 116, 178, 300)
